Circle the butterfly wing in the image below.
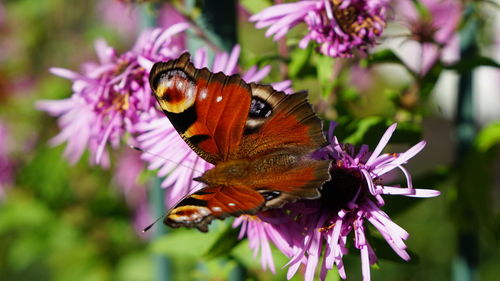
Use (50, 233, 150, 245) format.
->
(237, 83, 331, 207)
(149, 53, 330, 231)
(149, 53, 252, 164)
(165, 185, 265, 232)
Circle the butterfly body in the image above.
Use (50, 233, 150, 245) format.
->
(149, 53, 330, 232)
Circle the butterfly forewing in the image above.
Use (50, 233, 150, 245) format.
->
(150, 54, 252, 163)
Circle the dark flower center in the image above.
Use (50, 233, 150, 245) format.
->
(319, 161, 367, 213)
(409, 19, 438, 43)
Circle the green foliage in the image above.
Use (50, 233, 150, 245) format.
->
(204, 224, 242, 259)
(289, 44, 314, 79)
(240, 0, 272, 14)
(475, 123, 500, 152)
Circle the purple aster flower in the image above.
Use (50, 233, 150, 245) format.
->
(233, 123, 440, 281)
(233, 215, 278, 273)
(37, 24, 189, 166)
(390, 0, 462, 76)
(250, 0, 390, 57)
(233, 211, 299, 274)
(134, 45, 293, 208)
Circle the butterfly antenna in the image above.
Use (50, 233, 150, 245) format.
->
(129, 145, 205, 174)
(142, 214, 166, 232)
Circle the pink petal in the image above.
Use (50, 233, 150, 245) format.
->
(365, 123, 397, 166)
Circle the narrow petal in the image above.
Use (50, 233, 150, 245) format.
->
(365, 124, 397, 166)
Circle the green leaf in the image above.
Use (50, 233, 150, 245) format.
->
(289, 44, 313, 78)
(204, 225, 242, 259)
(151, 228, 219, 259)
(116, 252, 153, 281)
(475, 122, 500, 152)
(343, 117, 384, 146)
(240, 0, 272, 14)
(316, 54, 336, 97)
(444, 56, 500, 73)
(365, 49, 406, 66)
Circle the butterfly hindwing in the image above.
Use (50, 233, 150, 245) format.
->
(165, 185, 265, 232)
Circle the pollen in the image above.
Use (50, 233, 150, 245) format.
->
(332, 0, 385, 37)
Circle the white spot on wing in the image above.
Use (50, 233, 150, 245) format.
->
(176, 81, 184, 89)
(212, 206, 222, 212)
(216, 96, 223, 102)
(165, 80, 173, 88)
(200, 88, 208, 100)
(186, 86, 195, 99)
(227, 203, 236, 207)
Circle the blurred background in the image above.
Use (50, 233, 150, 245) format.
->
(0, 0, 499, 281)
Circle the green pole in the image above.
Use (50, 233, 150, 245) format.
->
(452, 4, 478, 281)
(149, 177, 171, 281)
(141, 4, 171, 281)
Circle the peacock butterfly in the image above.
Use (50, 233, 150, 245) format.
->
(149, 53, 330, 232)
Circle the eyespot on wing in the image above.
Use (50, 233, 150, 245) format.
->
(153, 69, 198, 113)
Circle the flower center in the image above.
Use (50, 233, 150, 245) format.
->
(113, 93, 130, 110)
(331, 0, 385, 37)
(319, 160, 366, 212)
(408, 19, 438, 43)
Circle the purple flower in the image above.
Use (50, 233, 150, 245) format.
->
(37, 24, 189, 166)
(390, 0, 462, 76)
(233, 215, 279, 273)
(250, 0, 390, 57)
(234, 123, 440, 281)
(134, 45, 293, 208)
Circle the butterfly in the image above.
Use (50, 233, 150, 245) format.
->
(149, 53, 331, 232)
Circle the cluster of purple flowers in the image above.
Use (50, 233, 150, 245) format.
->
(37, 24, 189, 166)
(251, 0, 390, 57)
